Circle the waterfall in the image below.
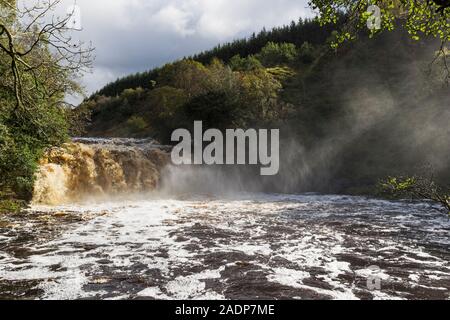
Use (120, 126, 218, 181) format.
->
(32, 138, 171, 205)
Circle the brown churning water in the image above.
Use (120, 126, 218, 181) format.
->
(32, 138, 171, 205)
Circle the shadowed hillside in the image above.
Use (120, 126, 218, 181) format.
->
(79, 22, 450, 195)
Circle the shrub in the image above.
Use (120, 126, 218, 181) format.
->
(299, 42, 316, 64)
(257, 42, 298, 67)
(126, 116, 148, 134)
(229, 55, 263, 71)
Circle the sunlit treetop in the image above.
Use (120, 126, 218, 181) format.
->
(308, 0, 450, 46)
(308, 0, 450, 81)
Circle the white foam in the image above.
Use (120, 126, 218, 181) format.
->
(1, 193, 448, 300)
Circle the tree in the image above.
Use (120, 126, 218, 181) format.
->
(256, 42, 298, 67)
(298, 41, 316, 63)
(381, 175, 450, 215)
(146, 86, 189, 142)
(126, 115, 148, 134)
(229, 54, 263, 71)
(157, 59, 209, 97)
(309, 0, 449, 43)
(309, 0, 450, 80)
(0, 0, 93, 110)
(182, 91, 241, 130)
(236, 68, 285, 124)
(0, 0, 93, 199)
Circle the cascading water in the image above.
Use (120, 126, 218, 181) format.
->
(32, 138, 171, 205)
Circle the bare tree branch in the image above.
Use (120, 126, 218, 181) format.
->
(0, 0, 94, 113)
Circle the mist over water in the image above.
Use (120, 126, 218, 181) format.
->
(270, 35, 450, 193)
(159, 165, 248, 197)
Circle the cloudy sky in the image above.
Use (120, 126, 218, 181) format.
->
(52, 0, 313, 101)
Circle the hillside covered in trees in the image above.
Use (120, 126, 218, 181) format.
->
(91, 18, 337, 98)
(80, 19, 449, 195)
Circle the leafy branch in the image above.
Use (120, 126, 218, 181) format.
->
(381, 175, 450, 215)
(0, 0, 94, 112)
(308, 0, 450, 81)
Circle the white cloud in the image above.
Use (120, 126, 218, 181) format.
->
(153, 4, 196, 36)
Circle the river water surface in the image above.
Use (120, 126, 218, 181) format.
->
(0, 193, 449, 300)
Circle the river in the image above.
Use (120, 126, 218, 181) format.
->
(0, 193, 449, 300)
